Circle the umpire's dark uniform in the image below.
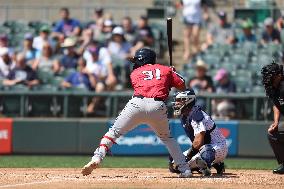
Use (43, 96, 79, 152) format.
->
(267, 90, 284, 173)
(262, 63, 284, 174)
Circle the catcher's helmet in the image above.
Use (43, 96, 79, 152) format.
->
(128, 48, 156, 69)
(261, 62, 283, 97)
(173, 89, 196, 116)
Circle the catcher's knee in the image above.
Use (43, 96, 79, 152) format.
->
(189, 145, 215, 169)
(199, 145, 216, 168)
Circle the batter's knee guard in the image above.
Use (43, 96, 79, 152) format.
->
(268, 132, 284, 164)
(93, 129, 120, 161)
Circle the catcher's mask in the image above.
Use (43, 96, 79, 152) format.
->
(128, 48, 156, 69)
(173, 89, 196, 117)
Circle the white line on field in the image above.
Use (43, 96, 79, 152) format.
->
(0, 179, 62, 188)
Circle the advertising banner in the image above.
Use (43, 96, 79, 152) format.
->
(0, 118, 13, 154)
(110, 120, 238, 156)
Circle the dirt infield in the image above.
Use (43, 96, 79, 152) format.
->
(0, 168, 283, 189)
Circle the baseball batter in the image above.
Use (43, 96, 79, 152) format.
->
(82, 48, 192, 177)
(169, 89, 228, 176)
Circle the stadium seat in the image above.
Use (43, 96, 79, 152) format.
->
(251, 85, 264, 93)
(232, 70, 252, 80)
(60, 68, 76, 77)
(234, 77, 252, 93)
(202, 53, 221, 68)
(230, 53, 248, 69)
(219, 61, 237, 71)
(37, 69, 54, 84)
(49, 76, 64, 87)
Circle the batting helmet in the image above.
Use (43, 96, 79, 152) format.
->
(128, 48, 156, 69)
(173, 89, 196, 116)
(261, 62, 283, 97)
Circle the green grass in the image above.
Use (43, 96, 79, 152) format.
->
(0, 156, 278, 170)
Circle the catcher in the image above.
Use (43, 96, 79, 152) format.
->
(261, 62, 284, 174)
(168, 89, 228, 176)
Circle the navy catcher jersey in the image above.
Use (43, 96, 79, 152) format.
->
(180, 106, 226, 144)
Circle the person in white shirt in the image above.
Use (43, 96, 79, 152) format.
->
(0, 47, 15, 79)
(179, 0, 208, 60)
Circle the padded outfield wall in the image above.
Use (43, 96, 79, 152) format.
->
(0, 118, 274, 157)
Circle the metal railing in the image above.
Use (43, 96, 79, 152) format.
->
(0, 91, 272, 120)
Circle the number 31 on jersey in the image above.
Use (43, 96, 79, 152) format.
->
(142, 69, 161, 80)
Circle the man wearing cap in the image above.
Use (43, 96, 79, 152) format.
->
(60, 37, 79, 69)
(261, 17, 281, 45)
(212, 68, 236, 119)
(33, 25, 51, 54)
(238, 20, 257, 43)
(203, 11, 235, 50)
(188, 59, 213, 109)
(0, 47, 15, 79)
(3, 53, 39, 88)
(21, 33, 39, 62)
(0, 34, 13, 55)
(83, 40, 117, 91)
(108, 26, 132, 60)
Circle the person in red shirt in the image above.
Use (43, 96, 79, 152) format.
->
(82, 48, 191, 177)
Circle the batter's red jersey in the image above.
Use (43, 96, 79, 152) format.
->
(131, 64, 185, 100)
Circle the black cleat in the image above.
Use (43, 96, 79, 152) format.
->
(273, 163, 284, 174)
(212, 162, 225, 175)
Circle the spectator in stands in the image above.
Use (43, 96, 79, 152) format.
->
(61, 56, 105, 114)
(261, 17, 281, 45)
(0, 47, 15, 79)
(78, 28, 93, 55)
(188, 59, 213, 109)
(32, 25, 51, 54)
(3, 53, 39, 88)
(83, 41, 116, 90)
(21, 33, 39, 63)
(108, 26, 132, 60)
(122, 16, 136, 43)
(238, 20, 257, 43)
(61, 57, 97, 91)
(179, 0, 208, 60)
(189, 59, 213, 92)
(95, 19, 113, 43)
(91, 8, 104, 27)
(276, 15, 284, 32)
(131, 16, 154, 55)
(202, 11, 235, 50)
(52, 7, 81, 42)
(59, 37, 79, 69)
(32, 42, 60, 74)
(0, 34, 13, 55)
(87, 8, 104, 38)
(212, 68, 236, 119)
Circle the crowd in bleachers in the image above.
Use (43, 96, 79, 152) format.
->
(0, 7, 167, 115)
(0, 3, 283, 119)
(182, 8, 284, 119)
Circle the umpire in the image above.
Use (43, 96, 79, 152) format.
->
(261, 62, 284, 174)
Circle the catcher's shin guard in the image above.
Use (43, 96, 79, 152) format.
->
(268, 132, 284, 164)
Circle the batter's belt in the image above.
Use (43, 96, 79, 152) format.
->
(133, 95, 165, 102)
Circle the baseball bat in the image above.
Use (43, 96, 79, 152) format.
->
(167, 18, 173, 66)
